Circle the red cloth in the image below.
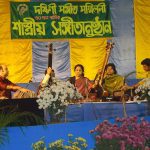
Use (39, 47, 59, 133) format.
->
(0, 76, 17, 99)
(75, 77, 93, 97)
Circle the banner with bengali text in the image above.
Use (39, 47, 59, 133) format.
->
(10, 1, 113, 39)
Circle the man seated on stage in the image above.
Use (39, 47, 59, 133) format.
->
(0, 64, 29, 99)
(141, 58, 150, 78)
(101, 63, 124, 98)
(123, 58, 150, 90)
(37, 67, 54, 94)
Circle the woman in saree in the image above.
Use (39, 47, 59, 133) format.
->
(68, 64, 97, 99)
(102, 63, 124, 97)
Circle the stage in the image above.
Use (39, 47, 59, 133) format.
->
(64, 100, 150, 122)
(1, 98, 150, 125)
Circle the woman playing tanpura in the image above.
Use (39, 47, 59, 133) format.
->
(68, 64, 97, 99)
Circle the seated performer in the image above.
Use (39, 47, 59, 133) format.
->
(101, 63, 124, 97)
(68, 64, 97, 99)
(123, 58, 150, 90)
(141, 58, 150, 77)
(37, 67, 54, 93)
(134, 58, 150, 87)
(0, 64, 30, 99)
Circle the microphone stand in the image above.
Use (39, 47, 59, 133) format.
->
(121, 89, 127, 118)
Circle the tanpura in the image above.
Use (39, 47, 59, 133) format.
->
(94, 42, 114, 97)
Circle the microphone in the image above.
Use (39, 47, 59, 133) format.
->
(29, 77, 38, 83)
(29, 78, 33, 83)
(25, 78, 33, 88)
(26, 77, 38, 92)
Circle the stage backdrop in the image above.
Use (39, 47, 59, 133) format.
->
(0, 0, 150, 83)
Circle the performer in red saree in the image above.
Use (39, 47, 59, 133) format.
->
(68, 64, 97, 99)
(75, 76, 93, 98)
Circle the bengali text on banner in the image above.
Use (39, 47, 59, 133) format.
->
(10, 1, 113, 39)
